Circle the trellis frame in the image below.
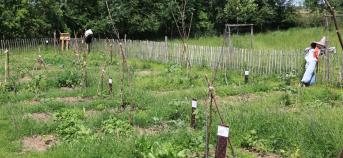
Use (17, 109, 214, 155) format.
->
(224, 24, 254, 49)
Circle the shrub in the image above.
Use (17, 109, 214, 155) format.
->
(54, 109, 92, 141)
(56, 70, 81, 88)
(101, 117, 133, 136)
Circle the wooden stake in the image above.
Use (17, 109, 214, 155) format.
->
(323, 0, 343, 80)
(5, 49, 9, 83)
(191, 99, 197, 128)
(119, 43, 128, 109)
(110, 43, 113, 64)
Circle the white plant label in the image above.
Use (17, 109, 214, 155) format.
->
(244, 71, 250, 76)
(217, 125, 229, 138)
(109, 79, 113, 84)
(192, 100, 197, 108)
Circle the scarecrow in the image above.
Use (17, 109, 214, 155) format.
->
(301, 37, 326, 87)
(84, 29, 93, 53)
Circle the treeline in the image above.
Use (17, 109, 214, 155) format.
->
(0, 0, 342, 39)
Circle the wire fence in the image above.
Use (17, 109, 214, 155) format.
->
(1, 38, 342, 84)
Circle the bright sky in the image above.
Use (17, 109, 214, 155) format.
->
(293, 0, 305, 6)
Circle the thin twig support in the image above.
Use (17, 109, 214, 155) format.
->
(204, 75, 236, 158)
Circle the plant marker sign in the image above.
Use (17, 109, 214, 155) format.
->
(108, 77, 113, 94)
(244, 70, 249, 84)
(191, 99, 197, 128)
(215, 125, 229, 158)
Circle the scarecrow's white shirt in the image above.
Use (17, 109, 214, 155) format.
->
(85, 29, 93, 37)
(305, 48, 319, 62)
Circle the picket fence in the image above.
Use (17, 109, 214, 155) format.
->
(0, 38, 342, 84)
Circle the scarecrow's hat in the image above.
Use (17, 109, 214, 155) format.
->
(311, 37, 327, 48)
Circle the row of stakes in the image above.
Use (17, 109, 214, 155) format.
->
(101, 71, 252, 158)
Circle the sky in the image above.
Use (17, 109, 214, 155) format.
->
(293, 0, 305, 6)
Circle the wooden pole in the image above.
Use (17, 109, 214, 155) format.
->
(119, 43, 128, 109)
(250, 25, 253, 49)
(5, 49, 9, 83)
(82, 46, 88, 88)
(323, 0, 343, 80)
(110, 43, 113, 64)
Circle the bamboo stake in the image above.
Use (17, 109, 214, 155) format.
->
(5, 49, 9, 83)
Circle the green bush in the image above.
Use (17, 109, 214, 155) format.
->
(101, 117, 133, 136)
(56, 70, 81, 88)
(54, 109, 92, 141)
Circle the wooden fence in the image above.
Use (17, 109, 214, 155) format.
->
(1, 38, 342, 84)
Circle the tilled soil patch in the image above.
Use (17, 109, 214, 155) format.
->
(219, 93, 258, 104)
(60, 87, 75, 91)
(56, 96, 94, 104)
(85, 110, 101, 118)
(18, 75, 32, 84)
(135, 126, 164, 135)
(21, 99, 40, 105)
(21, 135, 58, 152)
(24, 112, 52, 122)
(136, 70, 154, 77)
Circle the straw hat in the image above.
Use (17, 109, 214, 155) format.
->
(311, 37, 327, 48)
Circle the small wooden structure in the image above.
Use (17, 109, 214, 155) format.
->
(225, 24, 254, 49)
(60, 33, 70, 51)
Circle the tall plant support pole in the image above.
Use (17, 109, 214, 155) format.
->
(110, 43, 113, 64)
(4, 49, 9, 83)
(250, 25, 253, 49)
(53, 31, 56, 52)
(323, 0, 343, 80)
(119, 43, 128, 108)
(204, 81, 213, 158)
(82, 47, 88, 88)
(204, 75, 236, 158)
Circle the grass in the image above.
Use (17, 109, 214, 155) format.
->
(170, 27, 343, 51)
(0, 42, 342, 157)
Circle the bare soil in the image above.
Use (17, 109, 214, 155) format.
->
(21, 99, 40, 105)
(27, 113, 52, 122)
(152, 90, 175, 96)
(136, 70, 153, 77)
(21, 135, 58, 152)
(242, 148, 281, 158)
(85, 110, 101, 118)
(199, 93, 258, 106)
(56, 96, 93, 103)
(219, 93, 258, 104)
(60, 87, 74, 91)
(18, 75, 32, 84)
(135, 126, 163, 135)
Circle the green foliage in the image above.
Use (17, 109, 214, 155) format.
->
(1, 0, 300, 39)
(0, 79, 17, 93)
(241, 129, 269, 152)
(101, 117, 133, 136)
(56, 69, 81, 88)
(25, 74, 46, 94)
(54, 109, 92, 141)
(281, 93, 292, 106)
(134, 131, 204, 158)
(166, 64, 182, 73)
